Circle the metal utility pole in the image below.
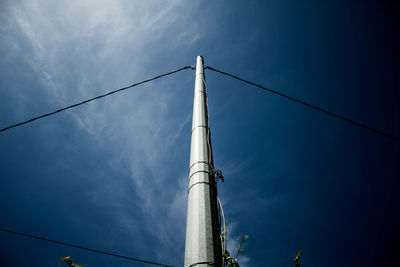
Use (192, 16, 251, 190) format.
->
(184, 56, 222, 267)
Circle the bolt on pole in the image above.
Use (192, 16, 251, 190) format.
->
(184, 56, 222, 267)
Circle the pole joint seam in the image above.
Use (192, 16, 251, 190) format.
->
(191, 125, 209, 134)
(187, 261, 215, 267)
(188, 181, 214, 193)
(188, 170, 210, 182)
(188, 161, 211, 173)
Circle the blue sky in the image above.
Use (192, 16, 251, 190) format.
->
(0, 1, 399, 266)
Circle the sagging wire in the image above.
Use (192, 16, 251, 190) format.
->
(0, 227, 174, 267)
(205, 66, 400, 142)
(0, 65, 192, 133)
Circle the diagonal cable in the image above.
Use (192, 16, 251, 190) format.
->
(0, 66, 191, 133)
(0, 227, 174, 267)
(205, 66, 400, 142)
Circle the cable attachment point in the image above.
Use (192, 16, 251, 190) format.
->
(210, 169, 224, 182)
(189, 65, 196, 70)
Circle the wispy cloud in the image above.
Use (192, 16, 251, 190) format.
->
(2, 0, 202, 263)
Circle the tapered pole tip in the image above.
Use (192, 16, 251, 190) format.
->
(197, 55, 204, 63)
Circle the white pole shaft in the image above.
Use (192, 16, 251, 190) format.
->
(184, 56, 221, 267)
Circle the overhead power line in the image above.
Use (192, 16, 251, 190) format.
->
(205, 66, 400, 142)
(0, 66, 191, 133)
(0, 227, 174, 267)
